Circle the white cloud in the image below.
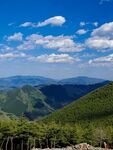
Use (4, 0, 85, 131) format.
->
(6, 32, 23, 41)
(0, 52, 79, 63)
(79, 53, 96, 58)
(0, 52, 27, 59)
(80, 21, 98, 27)
(86, 22, 113, 51)
(99, 0, 112, 4)
(91, 22, 113, 37)
(92, 22, 98, 27)
(28, 53, 77, 63)
(80, 22, 86, 27)
(89, 54, 113, 66)
(17, 41, 36, 51)
(0, 44, 14, 51)
(19, 22, 34, 27)
(86, 37, 113, 50)
(76, 29, 88, 35)
(20, 16, 66, 28)
(38, 16, 66, 27)
(17, 34, 84, 52)
(42, 35, 84, 52)
(0, 52, 80, 63)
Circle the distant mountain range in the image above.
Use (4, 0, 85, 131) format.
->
(0, 81, 109, 120)
(0, 75, 109, 90)
(58, 76, 107, 85)
(0, 75, 110, 120)
(0, 76, 56, 90)
(43, 82, 113, 124)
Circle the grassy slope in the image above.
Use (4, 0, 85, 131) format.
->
(0, 85, 54, 120)
(43, 82, 113, 124)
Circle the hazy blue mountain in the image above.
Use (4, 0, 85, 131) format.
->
(0, 75, 109, 91)
(59, 76, 107, 85)
(0, 75, 57, 90)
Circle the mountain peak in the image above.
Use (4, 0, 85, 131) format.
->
(59, 76, 107, 85)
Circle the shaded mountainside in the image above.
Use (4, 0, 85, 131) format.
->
(43, 82, 113, 124)
(39, 81, 109, 109)
(0, 81, 109, 120)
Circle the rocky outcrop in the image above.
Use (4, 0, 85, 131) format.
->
(74, 143, 95, 150)
(31, 143, 110, 150)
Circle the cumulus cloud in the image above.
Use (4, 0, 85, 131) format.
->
(28, 53, 77, 63)
(86, 37, 113, 50)
(76, 29, 88, 35)
(0, 51, 78, 63)
(38, 16, 66, 27)
(88, 53, 113, 66)
(6, 32, 23, 41)
(17, 34, 84, 52)
(0, 52, 27, 59)
(86, 22, 113, 51)
(17, 41, 36, 51)
(20, 16, 66, 28)
(91, 22, 113, 37)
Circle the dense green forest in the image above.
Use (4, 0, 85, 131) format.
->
(1, 118, 113, 150)
(0, 82, 107, 120)
(1, 82, 113, 150)
(43, 82, 113, 124)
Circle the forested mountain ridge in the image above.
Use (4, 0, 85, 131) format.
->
(0, 81, 109, 120)
(42, 82, 113, 124)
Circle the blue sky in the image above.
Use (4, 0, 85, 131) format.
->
(0, 0, 113, 79)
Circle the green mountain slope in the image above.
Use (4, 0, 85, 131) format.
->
(0, 82, 109, 120)
(0, 110, 17, 120)
(0, 85, 54, 120)
(43, 82, 113, 124)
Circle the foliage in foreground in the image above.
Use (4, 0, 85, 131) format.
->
(1, 118, 113, 150)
